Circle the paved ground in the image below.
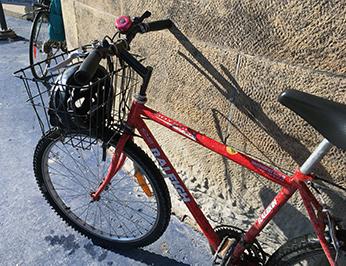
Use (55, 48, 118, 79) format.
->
(0, 14, 212, 266)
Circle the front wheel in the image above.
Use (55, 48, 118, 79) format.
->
(33, 129, 171, 250)
(266, 233, 346, 265)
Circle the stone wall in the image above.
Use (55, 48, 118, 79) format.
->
(61, 0, 346, 250)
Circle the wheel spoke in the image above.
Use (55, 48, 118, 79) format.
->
(54, 144, 99, 186)
(103, 191, 156, 224)
(49, 164, 91, 193)
(36, 131, 168, 246)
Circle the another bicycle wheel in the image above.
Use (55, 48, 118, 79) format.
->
(266, 233, 346, 265)
(29, 11, 50, 79)
(33, 129, 171, 249)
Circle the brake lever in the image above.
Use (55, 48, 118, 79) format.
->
(47, 50, 87, 73)
(134, 11, 151, 24)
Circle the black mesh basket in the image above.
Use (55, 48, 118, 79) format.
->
(14, 49, 142, 149)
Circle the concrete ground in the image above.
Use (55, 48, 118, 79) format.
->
(0, 14, 212, 266)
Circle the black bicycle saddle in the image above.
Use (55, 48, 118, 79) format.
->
(278, 89, 346, 150)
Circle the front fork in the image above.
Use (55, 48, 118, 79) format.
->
(90, 133, 131, 201)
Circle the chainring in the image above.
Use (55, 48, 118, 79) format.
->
(212, 225, 267, 265)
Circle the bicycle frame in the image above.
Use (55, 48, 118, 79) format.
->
(93, 98, 336, 265)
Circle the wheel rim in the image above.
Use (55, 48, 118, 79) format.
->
(32, 13, 49, 65)
(41, 134, 161, 243)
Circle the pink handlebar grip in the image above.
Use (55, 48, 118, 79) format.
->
(115, 16, 133, 33)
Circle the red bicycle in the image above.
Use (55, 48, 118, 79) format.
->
(17, 11, 346, 265)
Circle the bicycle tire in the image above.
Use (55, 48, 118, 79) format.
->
(266, 233, 346, 265)
(33, 128, 171, 249)
(29, 10, 50, 79)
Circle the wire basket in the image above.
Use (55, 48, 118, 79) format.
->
(14, 49, 142, 149)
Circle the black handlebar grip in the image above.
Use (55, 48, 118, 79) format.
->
(147, 19, 173, 32)
(74, 50, 102, 85)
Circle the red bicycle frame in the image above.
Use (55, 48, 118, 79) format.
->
(92, 98, 336, 265)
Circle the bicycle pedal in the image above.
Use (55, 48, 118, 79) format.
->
(212, 237, 237, 265)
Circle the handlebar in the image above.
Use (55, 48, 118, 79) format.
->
(147, 20, 173, 32)
(74, 50, 102, 84)
(74, 14, 173, 86)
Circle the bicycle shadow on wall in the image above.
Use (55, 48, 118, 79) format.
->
(259, 187, 312, 239)
(168, 25, 333, 185)
(167, 25, 334, 228)
(261, 185, 346, 238)
(170, 26, 330, 178)
(211, 108, 312, 240)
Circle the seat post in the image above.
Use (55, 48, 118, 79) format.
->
(300, 139, 333, 175)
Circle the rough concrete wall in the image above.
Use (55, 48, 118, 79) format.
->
(61, 0, 346, 250)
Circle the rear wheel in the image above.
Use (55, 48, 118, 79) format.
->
(266, 233, 346, 265)
(33, 129, 171, 249)
(29, 11, 50, 79)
